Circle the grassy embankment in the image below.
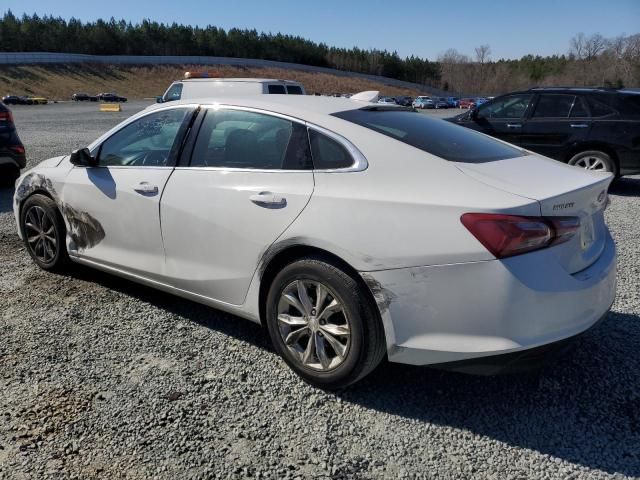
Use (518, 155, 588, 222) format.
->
(0, 64, 425, 100)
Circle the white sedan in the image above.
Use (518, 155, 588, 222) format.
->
(13, 95, 616, 388)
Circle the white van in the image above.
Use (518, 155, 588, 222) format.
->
(159, 74, 306, 102)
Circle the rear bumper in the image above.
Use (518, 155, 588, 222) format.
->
(433, 310, 608, 375)
(363, 231, 616, 367)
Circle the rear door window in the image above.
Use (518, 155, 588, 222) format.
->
(268, 84, 287, 94)
(569, 96, 590, 117)
(190, 108, 312, 170)
(532, 94, 575, 118)
(588, 97, 617, 117)
(615, 94, 640, 117)
(332, 108, 525, 163)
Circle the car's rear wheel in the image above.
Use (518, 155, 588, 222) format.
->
(265, 256, 386, 389)
(568, 150, 616, 175)
(20, 194, 70, 271)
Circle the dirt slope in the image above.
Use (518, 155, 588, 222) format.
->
(0, 64, 425, 100)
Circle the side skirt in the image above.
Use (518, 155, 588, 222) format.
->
(69, 255, 260, 324)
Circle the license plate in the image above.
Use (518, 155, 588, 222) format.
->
(581, 215, 595, 250)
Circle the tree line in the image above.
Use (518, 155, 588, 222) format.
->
(0, 11, 637, 94)
(439, 33, 640, 95)
(0, 11, 440, 87)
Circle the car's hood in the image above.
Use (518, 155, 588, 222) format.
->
(37, 155, 68, 169)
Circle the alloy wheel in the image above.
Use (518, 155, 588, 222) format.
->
(277, 280, 351, 371)
(571, 155, 609, 172)
(24, 205, 58, 263)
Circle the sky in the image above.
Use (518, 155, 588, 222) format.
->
(2, 0, 639, 60)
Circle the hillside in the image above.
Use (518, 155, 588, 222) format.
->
(0, 64, 425, 100)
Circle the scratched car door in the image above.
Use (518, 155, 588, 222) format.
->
(61, 107, 194, 279)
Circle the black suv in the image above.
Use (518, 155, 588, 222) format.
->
(448, 88, 640, 177)
(0, 102, 26, 184)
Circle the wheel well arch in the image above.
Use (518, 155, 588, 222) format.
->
(257, 244, 377, 327)
(565, 142, 620, 173)
(16, 189, 57, 236)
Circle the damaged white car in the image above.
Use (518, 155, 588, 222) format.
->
(14, 95, 616, 388)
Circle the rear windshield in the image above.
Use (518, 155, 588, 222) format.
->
(268, 84, 287, 94)
(332, 109, 526, 163)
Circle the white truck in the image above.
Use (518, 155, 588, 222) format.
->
(158, 72, 306, 103)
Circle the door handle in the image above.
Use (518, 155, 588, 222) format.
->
(134, 182, 159, 195)
(570, 123, 589, 128)
(249, 191, 286, 207)
(506, 123, 522, 128)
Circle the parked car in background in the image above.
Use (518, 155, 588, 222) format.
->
(395, 96, 414, 107)
(0, 102, 26, 184)
(434, 98, 449, 109)
(97, 93, 127, 102)
(448, 87, 640, 176)
(72, 93, 98, 102)
(14, 95, 616, 388)
(473, 97, 488, 107)
(3, 95, 48, 105)
(445, 97, 459, 108)
(458, 98, 475, 109)
(2, 95, 26, 105)
(158, 74, 306, 103)
(412, 97, 434, 109)
(377, 96, 398, 105)
(24, 95, 49, 105)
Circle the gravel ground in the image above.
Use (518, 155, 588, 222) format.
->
(1, 101, 639, 480)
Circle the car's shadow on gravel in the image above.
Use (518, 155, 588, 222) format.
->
(340, 311, 640, 477)
(66, 265, 271, 351)
(610, 176, 640, 197)
(61, 266, 639, 477)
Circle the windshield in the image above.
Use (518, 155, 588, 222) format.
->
(332, 109, 526, 163)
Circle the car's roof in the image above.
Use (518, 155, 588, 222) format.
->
(145, 95, 406, 126)
(522, 87, 635, 95)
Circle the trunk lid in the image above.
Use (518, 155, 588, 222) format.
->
(456, 154, 613, 273)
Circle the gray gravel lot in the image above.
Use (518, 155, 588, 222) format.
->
(1, 101, 639, 479)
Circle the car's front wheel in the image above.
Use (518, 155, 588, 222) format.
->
(265, 256, 386, 389)
(20, 194, 70, 271)
(568, 150, 616, 175)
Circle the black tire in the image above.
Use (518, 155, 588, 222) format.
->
(567, 150, 617, 176)
(265, 256, 386, 389)
(20, 194, 70, 271)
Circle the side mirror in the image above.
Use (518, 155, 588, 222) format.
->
(70, 148, 97, 167)
(156, 96, 164, 103)
(470, 108, 478, 121)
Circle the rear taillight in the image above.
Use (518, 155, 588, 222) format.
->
(548, 217, 581, 246)
(9, 144, 25, 154)
(0, 111, 12, 122)
(461, 213, 580, 259)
